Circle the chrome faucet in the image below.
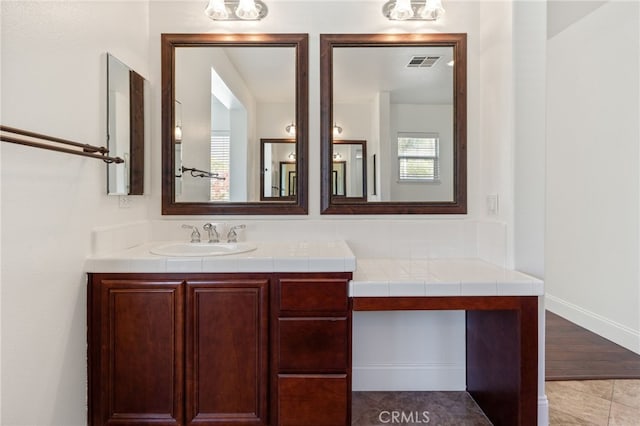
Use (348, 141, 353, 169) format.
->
(226, 224, 246, 243)
(203, 223, 220, 243)
(181, 224, 201, 243)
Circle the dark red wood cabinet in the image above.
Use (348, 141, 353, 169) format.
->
(88, 272, 352, 426)
(271, 275, 352, 426)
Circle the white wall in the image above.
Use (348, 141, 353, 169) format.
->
(546, 1, 640, 354)
(0, 1, 150, 424)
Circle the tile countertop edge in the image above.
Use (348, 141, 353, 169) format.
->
(351, 258, 544, 297)
(84, 240, 357, 274)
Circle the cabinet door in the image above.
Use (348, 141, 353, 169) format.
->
(88, 275, 184, 426)
(277, 375, 349, 426)
(186, 279, 269, 425)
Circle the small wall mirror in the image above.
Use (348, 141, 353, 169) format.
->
(106, 53, 147, 195)
(332, 140, 367, 201)
(320, 34, 467, 214)
(260, 138, 296, 200)
(161, 33, 308, 215)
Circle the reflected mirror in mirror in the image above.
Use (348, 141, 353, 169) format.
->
(107, 53, 147, 195)
(161, 33, 308, 215)
(332, 140, 366, 200)
(320, 34, 467, 214)
(260, 138, 296, 200)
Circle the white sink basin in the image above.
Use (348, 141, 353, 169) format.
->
(150, 242, 257, 257)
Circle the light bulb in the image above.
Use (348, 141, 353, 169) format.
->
(204, 0, 229, 19)
(390, 0, 414, 20)
(236, 0, 260, 20)
(420, 0, 445, 20)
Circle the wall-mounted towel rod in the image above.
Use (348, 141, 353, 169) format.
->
(177, 166, 226, 180)
(0, 125, 124, 164)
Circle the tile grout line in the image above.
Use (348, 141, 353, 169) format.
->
(606, 380, 615, 426)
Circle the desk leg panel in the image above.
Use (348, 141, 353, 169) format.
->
(466, 299, 538, 426)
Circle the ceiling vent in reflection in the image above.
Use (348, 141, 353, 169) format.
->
(406, 55, 442, 68)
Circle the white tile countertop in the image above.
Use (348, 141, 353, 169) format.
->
(86, 241, 542, 297)
(351, 258, 544, 297)
(84, 240, 357, 273)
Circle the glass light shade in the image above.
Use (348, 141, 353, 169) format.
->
(174, 125, 183, 141)
(420, 0, 445, 20)
(390, 0, 414, 20)
(286, 123, 296, 136)
(236, 0, 260, 20)
(333, 124, 342, 137)
(204, 0, 229, 19)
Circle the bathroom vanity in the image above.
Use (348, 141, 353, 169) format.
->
(86, 241, 354, 426)
(86, 241, 542, 426)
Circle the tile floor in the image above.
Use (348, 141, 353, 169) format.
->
(352, 391, 491, 425)
(351, 380, 640, 425)
(546, 379, 640, 425)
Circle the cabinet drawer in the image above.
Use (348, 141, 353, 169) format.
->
(278, 278, 348, 314)
(278, 375, 349, 426)
(279, 318, 348, 372)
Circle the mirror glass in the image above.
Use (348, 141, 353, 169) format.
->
(260, 138, 296, 200)
(107, 53, 147, 195)
(332, 140, 366, 200)
(320, 34, 467, 214)
(162, 34, 308, 215)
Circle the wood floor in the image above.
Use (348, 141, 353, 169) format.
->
(546, 311, 640, 381)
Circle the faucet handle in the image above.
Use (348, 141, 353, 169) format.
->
(181, 224, 201, 243)
(203, 223, 220, 243)
(227, 224, 246, 243)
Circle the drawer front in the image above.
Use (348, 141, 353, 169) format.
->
(279, 318, 348, 372)
(277, 375, 349, 426)
(278, 278, 348, 314)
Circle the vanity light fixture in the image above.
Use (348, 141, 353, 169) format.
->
(175, 100, 183, 143)
(287, 152, 296, 161)
(333, 152, 343, 161)
(333, 123, 343, 137)
(204, 0, 268, 21)
(285, 122, 296, 136)
(383, 0, 445, 21)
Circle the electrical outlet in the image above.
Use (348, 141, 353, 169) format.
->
(119, 195, 132, 209)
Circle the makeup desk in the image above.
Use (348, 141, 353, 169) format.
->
(350, 258, 544, 426)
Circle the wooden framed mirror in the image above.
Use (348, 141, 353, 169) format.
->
(260, 138, 296, 201)
(107, 53, 147, 196)
(161, 33, 308, 215)
(320, 33, 467, 214)
(332, 139, 367, 201)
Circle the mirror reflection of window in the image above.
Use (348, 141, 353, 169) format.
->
(397, 133, 439, 182)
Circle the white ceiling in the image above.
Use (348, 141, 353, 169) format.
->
(224, 44, 454, 106)
(223, 46, 297, 104)
(333, 45, 454, 105)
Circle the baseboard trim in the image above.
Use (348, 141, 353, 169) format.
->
(352, 365, 465, 391)
(546, 294, 640, 354)
(538, 395, 549, 426)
